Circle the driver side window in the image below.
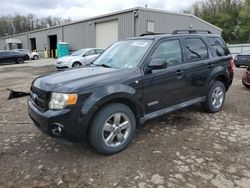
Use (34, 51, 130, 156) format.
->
(151, 40, 182, 66)
(85, 50, 96, 56)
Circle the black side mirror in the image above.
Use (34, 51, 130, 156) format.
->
(148, 58, 167, 70)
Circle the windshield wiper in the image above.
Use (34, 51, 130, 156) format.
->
(186, 46, 201, 58)
(92, 63, 111, 68)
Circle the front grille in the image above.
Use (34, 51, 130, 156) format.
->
(31, 86, 50, 111)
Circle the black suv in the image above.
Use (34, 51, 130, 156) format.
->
(28, 30, 234, 154)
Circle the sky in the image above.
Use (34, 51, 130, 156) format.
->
(1, 0, 198, 20)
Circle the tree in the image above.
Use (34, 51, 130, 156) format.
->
(0, 14, 72, 37)
(184, 0, 250, 44)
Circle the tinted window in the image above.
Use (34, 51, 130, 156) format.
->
(151, 40, 182, 66)
(207, 37, 230, 57)
(184, 38, 208, 61)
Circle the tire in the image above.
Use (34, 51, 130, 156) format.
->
(89, 103, 136, 155)
(72, 62, 82, 67)
(242, 79, 250, 88)
(201, 81, 226, 113)
(16, 58, 24, 64)
(33, 55, 39, 60)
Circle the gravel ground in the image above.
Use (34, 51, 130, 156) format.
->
(0, 59, 249, 188)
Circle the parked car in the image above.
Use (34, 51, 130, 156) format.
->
(56, 48, 104, 69)
(13, 49, 40, 60)
(0, 50, 30, 64)
(242, 66, 250, 88)
(234, 51, 250, 67)
(28, 30, 234, 155)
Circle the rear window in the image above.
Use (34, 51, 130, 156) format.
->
(184, 38, 208, 61)
(207, 37, 230, 57)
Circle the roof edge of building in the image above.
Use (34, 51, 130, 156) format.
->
(0, 6, 222, 40)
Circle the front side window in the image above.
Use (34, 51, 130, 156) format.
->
(207, 37, 230, 57)
(184, 38, 208, 61)
(94, 39, 153, 69)
(71, 49, 88, 56)
(96, 49, 104, 54)
(151, 40, 182, 66)
(85, 50, 96, 56)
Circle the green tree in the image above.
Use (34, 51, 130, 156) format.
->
(185, 0, 250, 44)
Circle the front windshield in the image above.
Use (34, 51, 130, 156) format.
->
(93, 39, 153, 69)
(71, 49, 88, 56)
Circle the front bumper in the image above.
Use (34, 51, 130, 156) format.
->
(56, 62, 70, 69)
(28, 99, 87, 139)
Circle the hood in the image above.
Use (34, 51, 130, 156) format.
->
(33, 67, 130, 92)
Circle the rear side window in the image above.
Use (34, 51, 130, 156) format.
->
(184, 38, 208, 61)
(207, 37, 230, 57)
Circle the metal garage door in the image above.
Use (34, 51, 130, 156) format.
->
(95, 20, 118, 49)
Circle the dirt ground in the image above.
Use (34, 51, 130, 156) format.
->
(0, 59, 249, 188)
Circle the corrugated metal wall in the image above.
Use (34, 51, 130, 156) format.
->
(137, 9, 221, 35)
(0, 8, 221, 53)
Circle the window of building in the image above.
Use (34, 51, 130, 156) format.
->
(147, 21, 155, 33)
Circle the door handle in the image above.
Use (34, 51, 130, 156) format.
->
(176, 70, 183, 75)
(207, 63, 214, 68)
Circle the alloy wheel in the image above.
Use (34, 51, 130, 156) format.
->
(102, 113, 131, 147)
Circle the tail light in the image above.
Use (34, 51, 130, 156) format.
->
(230, 58, 234, 73)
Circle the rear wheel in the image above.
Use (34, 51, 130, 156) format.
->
(72, 62, 82, 67)
(16, 58, 24, 64)
(89, 103, 136, 155)
(201, 81, 226, 113)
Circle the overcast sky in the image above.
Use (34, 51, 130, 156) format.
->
(1, 0, 198, 20)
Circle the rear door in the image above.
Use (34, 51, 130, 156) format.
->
(181, 37, 213, 99)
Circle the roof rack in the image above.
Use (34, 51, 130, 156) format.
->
(172, 30, 212, 34)
(139, 33, 166, 36)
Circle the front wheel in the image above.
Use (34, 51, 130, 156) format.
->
(201, 81, 226, 113)
(242, 79, 250, 88)
(89, 103, 136, 155)
(72, 62, 82, 67)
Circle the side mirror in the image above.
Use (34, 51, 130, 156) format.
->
(148, 58, 167, 70)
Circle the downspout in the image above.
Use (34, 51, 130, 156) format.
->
(133, 8, 139, 37)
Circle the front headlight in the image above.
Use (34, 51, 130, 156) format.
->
(49, 93, 78, 110)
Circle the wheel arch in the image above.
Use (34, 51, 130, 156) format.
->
(81, 91, 144, 138)
(207, 67, 230, 91)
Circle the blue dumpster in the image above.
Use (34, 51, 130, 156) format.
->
(57, 42, 69, 58)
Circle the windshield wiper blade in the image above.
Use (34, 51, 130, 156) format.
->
(93, 63, 111, 68)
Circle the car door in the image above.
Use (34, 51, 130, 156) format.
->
(180, 37, 213, 100)
(84, 50, 98, 65)
(4, 51, 12, 63)
(142, 39, 188, 114)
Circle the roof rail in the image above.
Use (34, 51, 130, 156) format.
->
(139, 33, 166, 36)
(172, 30, 212, 34)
